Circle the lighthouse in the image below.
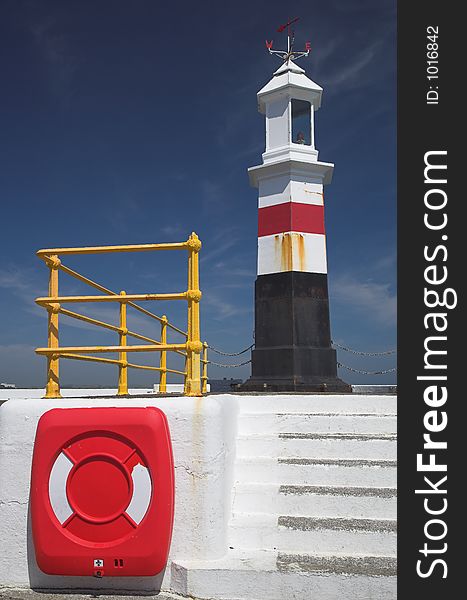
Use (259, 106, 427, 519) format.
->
(241, 32, 350, 392)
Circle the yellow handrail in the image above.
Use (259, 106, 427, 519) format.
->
(57, 285, 187, 351)
(159, 315, 168, 393)
(35, 233, 206, 398)
(36, 344, 187, 354)
(117, 291, 128, 396)
(58, 307, 122, 333)
(37, 241, 188, 257)
(60, 353, 124, 366)
(36, 293, 188, 304)
(42, 258, 188, 335)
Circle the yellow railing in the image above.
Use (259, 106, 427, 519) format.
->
(35, 233, 205, 398)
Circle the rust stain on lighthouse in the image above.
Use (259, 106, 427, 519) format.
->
(279, 234, 292, 271)
(274, 233, 306, 272)
(297, 233, 305, 271)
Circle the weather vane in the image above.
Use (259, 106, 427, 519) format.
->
(265, 17, 311, 63)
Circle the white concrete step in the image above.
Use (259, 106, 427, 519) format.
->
(229, 512, 396, 555)
(235, 394, 396, 415)
(236, 433, 396, 461)
(239, 412, 397, 435)
(276, 550, 397, 576)
(170, 549, 397, 600)
(233, 483, 397, 519)
(235, 456, 397, 487)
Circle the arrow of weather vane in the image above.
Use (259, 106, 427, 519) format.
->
(265, 17, 311, 62)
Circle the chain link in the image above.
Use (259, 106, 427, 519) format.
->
(205, 341, 396, 373)
(337, 362, 397, 375)
(208, 342, 396, 358)
(207, 359, 252, 368)
(206, 343, 254, 356)
(332, 341, 396, 356)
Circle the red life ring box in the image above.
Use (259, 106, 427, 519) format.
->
(30, 407, 174, 577)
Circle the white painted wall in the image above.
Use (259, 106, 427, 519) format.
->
(258, 178, 324, 208)
(0, 388, 155, 401)
(265, 97, 289, 151)
(0, 386, 210, 404)
(0, 394, 239, 591)
(258, 232, 327, 275)
(0, 392, 397, 599)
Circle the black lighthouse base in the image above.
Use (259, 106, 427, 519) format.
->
(240, 271, 351, 393)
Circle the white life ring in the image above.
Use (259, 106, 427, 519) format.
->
(48, 449, 152, 528)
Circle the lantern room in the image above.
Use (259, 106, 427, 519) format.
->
(257, 59, 323, 163)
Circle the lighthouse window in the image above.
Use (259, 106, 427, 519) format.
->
(291, 99, 311, 146)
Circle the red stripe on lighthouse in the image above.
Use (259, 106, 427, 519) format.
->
(258, 202, 325, 237)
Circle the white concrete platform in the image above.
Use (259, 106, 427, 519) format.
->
(0, 388, 156, 404)
(229, 512, 397, 554)
(235, 456, 397, 487)
(171, 548, 397, 600)
(239, 412, 397, 435)
(236, 433, 396, 460)
(234, 394, 396, 414)
(0, 394, 238, 593)
(233, 483, 397, 519)
(0, 392, 397, 599)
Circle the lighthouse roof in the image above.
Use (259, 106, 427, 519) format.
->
(257, 59, 323, 113)
(273, 60, 306, 76)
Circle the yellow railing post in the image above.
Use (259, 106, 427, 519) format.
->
(201, 341, 208, 394)
(185, 232, 202, 397)
(183, 350, 190, 396)
(117, 290, 128, 395)
(159, 315, 168, 393)
(184, 240, 193, 396)
(45, 255, 62, 398)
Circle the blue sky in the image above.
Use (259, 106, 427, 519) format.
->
(0, 0, 396, 388)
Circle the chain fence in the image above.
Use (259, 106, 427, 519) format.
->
(204, 342, 397, 374)
(206, 343, 254, 356)
(203, 343, 253, 368)
(332, 341, 396, 375)
(331, 341, 396, 356)
(208, 358, 252, 368)
(337, 362, 397, 375)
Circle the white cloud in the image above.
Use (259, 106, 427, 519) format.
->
(320, 40, 384, 92)
(200, 235, 241, 264)
(372, 252, 396, 272)
(160, 225, 184, 237)
(229, 268, 255, 277)
(0, 344, 43, 387)
(203, 292, 252, 321)
(0, 267, 37, 293)
(0, 266, 46, 313)
(28, 12, 79, 103)
(330, 275, 396, 327)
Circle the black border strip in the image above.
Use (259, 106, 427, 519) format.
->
(398, 2, 459, 595)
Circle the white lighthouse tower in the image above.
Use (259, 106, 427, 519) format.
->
(252, 59, 331, 275)
(242, 30, 350, 392)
